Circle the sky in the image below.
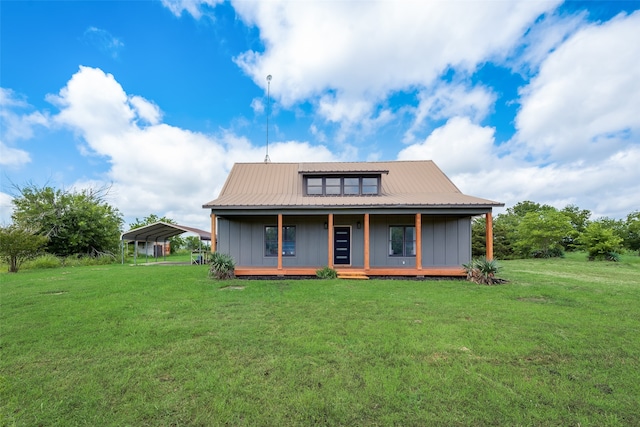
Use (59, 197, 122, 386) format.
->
(1, 0, 639, 231)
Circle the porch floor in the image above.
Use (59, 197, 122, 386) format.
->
(233, 266, 465, 278)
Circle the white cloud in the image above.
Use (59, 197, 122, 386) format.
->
(0, 88, 50, 143)
(398, 117, 497, 175)
(83, 27, 124, 59)
(0, 141, 31, 167)
(512, 11, 640, 163)
(229, 0, 559, 134)
(505, 11, 586, 75)
(47, 66, 339, 229)
(0, 192, 14, 225)
(129, 96, 162, 125)
(404, 83, 496, 143)
(161, 0, 223, 19)
(250, 97, 264, 114)
(452, 145, 640, 219)
(0, 88, 28, 108)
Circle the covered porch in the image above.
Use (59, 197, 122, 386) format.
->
(210, 211, 495, 278)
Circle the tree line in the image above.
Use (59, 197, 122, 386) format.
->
(0, 184, 205, 272)
(473, 201, 640, 261)
(2, 184, 638, 272)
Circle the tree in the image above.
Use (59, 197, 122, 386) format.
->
(560, 205, 591, 251)
(184, 235, 209, 251)
(579, 221, 623, 261)
(0, 225, 48, 272)
(128, 214, 175, 230)
(11, 183, 123, 257)
(471, 217, 486, 258)
(485, 201, 555, 260)
(128, 214, 184, 253)
(514, 209, 574, 258)
(624, 211, 640, 255)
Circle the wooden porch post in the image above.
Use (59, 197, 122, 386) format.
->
(364, 213, 370, 271)
(415, 213, 422, 271)
(327, 213, 334, 269)
(210, 213, 216, 253)
(485, 211, 494, 260)
(277, 214, 283, 271)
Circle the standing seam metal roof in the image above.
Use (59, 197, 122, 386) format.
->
(203, 161, 503, 209)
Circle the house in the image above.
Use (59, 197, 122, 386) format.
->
(203, 161, 503, 277)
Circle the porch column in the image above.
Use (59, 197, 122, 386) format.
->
(415, 213, 422, 271)
(485, 211, 494, 260)
(210, 213, 216, 253)
(277, 214, 283, 271)
(364, 213, 370, 271)
(327, 213, 334, 269)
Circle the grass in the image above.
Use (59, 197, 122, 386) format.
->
(1, 254, 639, 426)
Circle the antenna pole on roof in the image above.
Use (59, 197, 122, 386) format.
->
(264, 74, 272, 163)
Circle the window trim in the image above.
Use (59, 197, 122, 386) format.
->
(264, 225, 296, 257)
(388, 225, 416, 257)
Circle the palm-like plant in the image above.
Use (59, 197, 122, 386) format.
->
(463, 257, 501, 285)
(208, 252, 236, 280)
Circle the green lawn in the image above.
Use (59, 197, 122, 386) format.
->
(1, 255, 639, 426)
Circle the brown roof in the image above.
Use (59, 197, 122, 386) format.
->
(203, 161, 503, 210)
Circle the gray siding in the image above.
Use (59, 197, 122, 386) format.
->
(422, 216, 471, 267)
(218, 215, 329, 267)
(217, 214, 471, 268)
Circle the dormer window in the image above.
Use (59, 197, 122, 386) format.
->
(304, 175, 380, 196)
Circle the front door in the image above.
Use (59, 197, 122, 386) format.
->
(333, 226, 351, 265)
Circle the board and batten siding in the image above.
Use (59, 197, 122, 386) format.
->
(368, 215, 470, 268)
(421, 216, 472, 267)
(217, 216, 329, 267)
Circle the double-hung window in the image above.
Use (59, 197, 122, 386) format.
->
(265, 226, 296, 257)
(389, 226, 416, 256)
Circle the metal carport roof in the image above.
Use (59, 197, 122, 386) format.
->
(120, 221, 211, 242)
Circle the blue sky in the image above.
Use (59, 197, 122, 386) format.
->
(1, 0, 639, 230)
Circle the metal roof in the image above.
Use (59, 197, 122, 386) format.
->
(203, 160, 504, 210)
(120, 221, 211, 242)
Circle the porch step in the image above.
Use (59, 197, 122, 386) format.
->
(336, 270, 369, 280)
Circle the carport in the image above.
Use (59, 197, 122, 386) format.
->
(120, 221, 211, 264)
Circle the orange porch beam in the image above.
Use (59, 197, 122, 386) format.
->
(415, 213, 422, 270)
(277, 214, 283, 271)
(485, 211, 494, 260)
(364, 213, 370, 271)
(327, 213, 334, 269)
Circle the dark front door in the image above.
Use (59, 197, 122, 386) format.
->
(333, 226, 351, 265)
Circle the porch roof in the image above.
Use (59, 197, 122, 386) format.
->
(203, 161, 503, 211)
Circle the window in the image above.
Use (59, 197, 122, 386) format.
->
(325, 177, 341, 195)
(343, 177, 360, 195)
(362, 177, 379, 194)
(304, 176, 380, 196)
(265, 226, 296, 257)
(307, 178, 323, 195)
(389, 226, 416, 256)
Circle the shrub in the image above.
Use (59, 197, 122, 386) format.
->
(63, 254, 116, 267)
(0, 225, 48, 273)
(579, 222, 624, 262)
(463, 257, 503, 285)
(316, 266, 337, 279)
(532, 247, 565, 258)
(209, 252, 235, 280)
(24, 254, 62, 270)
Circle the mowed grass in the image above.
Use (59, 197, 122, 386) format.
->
(1, 255, 639, 426)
